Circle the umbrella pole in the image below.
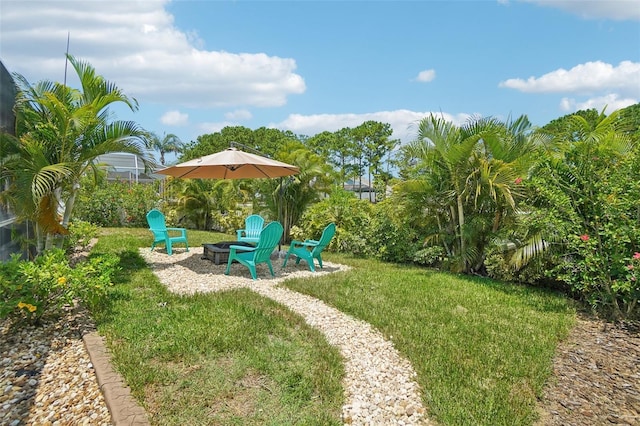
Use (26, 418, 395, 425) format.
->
(278, 177, 283, 252)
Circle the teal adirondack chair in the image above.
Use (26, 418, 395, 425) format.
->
(236, 214, 265, 244)
(282, 223, 336, 272)
(225, 221, 283, 280)
(146, 209, 189, 255)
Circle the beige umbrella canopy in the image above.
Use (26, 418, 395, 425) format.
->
(156, 147, 299, 179)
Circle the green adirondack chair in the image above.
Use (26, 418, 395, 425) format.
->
(236, 214, 265, 244)
(146, 209, 189, 255)
(282, 223, 336, 272)
(225, 221, 283, 280)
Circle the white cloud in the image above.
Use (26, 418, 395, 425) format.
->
(274, 110, 471, 144)
(415, 69, 436, 82)
(160, 110, 189, 126)
(198, 121, 236, 135)
(522, 0, 640, 21)
(560, 93, 638, 113)
(224, 109, 253, 121)
(499, 61, 640, 96)
(0, 1, 305, 108)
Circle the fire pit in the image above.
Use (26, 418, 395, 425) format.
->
(202, 241, 255, 265)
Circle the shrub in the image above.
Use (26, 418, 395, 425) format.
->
(212, 208, 253, 234)
(65, 220, 100, 253)
(74, 179, 161, 227)
(366, 198, 423, 263)
(296, 189, 426, 262)
(413, 246, 446, 267)
(0, 248, 120, 323)
(297, 189, 373, 253)
(521, 134, 640, 319)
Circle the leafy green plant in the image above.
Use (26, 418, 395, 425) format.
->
(297, 188, 372, 253)
(614, 252, 640, 316)
(74, 180, 123, 227)
(74, 179, 161, 227)
(396, 114, 538, 274)
(366, 197, 423, 263)
(0, 55, 156, 255)
(65, 220, 99, 252)
(412, 246, 446, 266)
(0, 254, 24, 319)
(0, 248, 119, 323)
(72, 252, 121, 311)
(520, 113, 640, 319)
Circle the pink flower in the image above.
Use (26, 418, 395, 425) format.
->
(633, 252, 640, 260)
(628, 264, 634, 271)
(580, 234, 589, 242)
(514, 177, 523, 184)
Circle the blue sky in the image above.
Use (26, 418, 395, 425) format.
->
(1, 0, 639, 162)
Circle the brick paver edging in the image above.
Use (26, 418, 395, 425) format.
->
(82, 332, 150, 426)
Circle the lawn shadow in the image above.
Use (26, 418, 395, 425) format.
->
(454, 273, 576, 315)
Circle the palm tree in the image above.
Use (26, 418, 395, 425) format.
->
(398, 114, 536, 273)
(174, 179, 216, 230)
(149, 132, 183, 165)
(0, 54, 156, 253)
(257, 142, 336, 242)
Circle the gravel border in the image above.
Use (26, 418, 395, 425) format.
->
(0, 304, 113, 425)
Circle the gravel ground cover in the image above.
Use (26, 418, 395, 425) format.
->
(0, 305, 111, 426)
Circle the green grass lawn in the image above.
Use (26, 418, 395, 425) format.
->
(283, 257, 575, 425)
(91, 227, 575, 426)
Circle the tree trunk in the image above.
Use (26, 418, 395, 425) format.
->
(44, 233, 54, 251)
(57, 183, 80, 249)
(436, 214, 452, 257)
(35, 223, 44, 256)
(457, 194, 466, 272)
(367, 167, 372, 202)
(61, 183, 80, 229)
(492, 208, 502, 233)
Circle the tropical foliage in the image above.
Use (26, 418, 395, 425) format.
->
(295, 107, 639, 319)
(149, 132, 183, 165)
(393, 114, 538, 274)
(73, 174, 162, 227)
(0, 246, 119, 323)
(255, 141, 336, 241)
(2, 54, 639, 322)
(0, 54, 156, 253)
(294, 188, 374, 255)
(517, 110, 640, 319)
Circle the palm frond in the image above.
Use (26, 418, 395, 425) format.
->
(509, 233, 550, 270)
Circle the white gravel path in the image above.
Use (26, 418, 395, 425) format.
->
(140, 247, 432, 425)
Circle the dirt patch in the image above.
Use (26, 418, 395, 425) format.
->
(536, 314, 640, 425)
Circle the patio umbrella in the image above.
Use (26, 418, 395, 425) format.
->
(156, 146, 299, 250)
(155, 147, 299, 179)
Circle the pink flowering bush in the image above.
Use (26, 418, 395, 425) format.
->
(612, 252, 640, 316)
(517, 119, 640, 320)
